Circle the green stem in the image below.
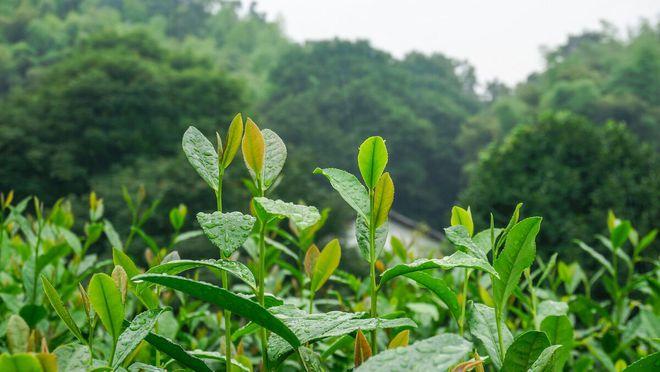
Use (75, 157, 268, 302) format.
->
(33, 220, 44, 303)
(495, 307, 505, 363)
(612, 247, 620, 327)
(258, 222, 269, 371)
(215, 170, 233, 372)
(459, 269, 471, 336)
(525, 269, 538, 330)
(368, 188, 378, 354)
(309, 287, 315, 314)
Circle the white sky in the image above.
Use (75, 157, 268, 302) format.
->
(255, 0, 659, 86)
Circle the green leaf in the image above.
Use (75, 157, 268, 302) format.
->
(623, 352, 660, 371)
(529, 345, 564, 372)
(540, 315, 573, 370)
(112, 248, 159, 310)
(221, 113, 243, 169)
(313, 167, 369, 219)
(190, 351, 250, 371)
(574, 240, 614, 275)
(262, 129, 287, 188)
(298, 346, 326, 372)
(501, 330, 550, 372)
(54, 343, 91, 372)
(473, 228, 501, 257)
(6, 315, 29, 354)
(112, 308, 168, 369)
(253, 198, 320, 231)
(267, 306, 416, 363)
(182, 126, 219, 191)
(311, 239, 341, 292)
(373, 172, 394, 228)
(142, 331, 212, 372)
(355, 333, 472, 371)
(444, 225, 487, 261)
(467, 302, 512, 369)
(451, 206, 474, 237)
(242, 118, 265, 180)
(197, 211, 256, 257)
(610, 220, 631, 249)
(493, 217, 542, 312)
(404, 271, 460, 322)
(357, 136, 388, 189)
(356, 216, 388, 263)
(635, 229, 657, 256)
(128, 362, 166, 372)
(104, 220, 123, 250)
(133, 274, 300, 349)
(380, 251, 498, 285)
(88, 273, 125, 342)
(41, 276, 85, 343)
(537, 300, 568, 325)
(138, 259, 256, 292)
(0, 353, 43, 372)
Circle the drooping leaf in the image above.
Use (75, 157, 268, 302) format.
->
(354, 329, 372, 368)
(221, 113, 244, 169)
(380, 251, 498, 285)
(112, 308, 168, 369)
(133, 274, 300, 349)
(402, 271, 460, 322)
(357, 136, 388, 189)
(529, 345, 564, 372)
(262, 129, 287, 187)
(253, 198, 320, 231)
(493, 217, 542, 312)
(311, 239, 341, 292)
(540, 315, 573, 370)
(142, 331, 212, 372)
(87, 273, 125, 342)
(373, 172, 394, 228)
(138, 259, 256, 292)
(7, 315, 29, 354)
(451, 206, 474, 237)
(182, 126, 219, 191)
(267, 306, 416, 363)
(314, 167, 369, 219)
(467, 302, 512, 369)
(355, 333, 472, 371)
(501, 331, 551, 372)
(41, 276, 85, 343)
(242, 118, 265, 180)
(388, 330, 409, 349)
(622, 352, 660, 371)
(197, 211, 256, 257)
(356, 216, 388, 263)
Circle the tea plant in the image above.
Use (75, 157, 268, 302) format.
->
(0, 113, 657, 371)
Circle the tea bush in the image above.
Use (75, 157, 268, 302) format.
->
(0, 115, 657, 371)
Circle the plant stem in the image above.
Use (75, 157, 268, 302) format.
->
(309, 287, 315, 314)
(258, 221, 269, 371)
(459, 269, 471, 336)
(216, 170, 233, 372)
(368, 188, 378, 354)
(524, 268, 538, 329)
(495, 307, 505, 363)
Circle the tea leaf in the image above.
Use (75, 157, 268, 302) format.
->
(388, 330, 409, 349)
(182, 126, 219, 191)
(253, 197, 320, 231)
(529, 345, 564, 372)
(444, 225, 486, 261)
(501, 331, 550, 372)
(356, 216, 388, 263)
(357, 136, 388, 189)
(404, 271, 460, 322)
(137, 259, 256, 292)
(298, 347, 325, 372)
(191, 351, 250, 371)
(311, 239, 341, 292)
(112, 248, 159, 310)
(623, 352, 660, 372)
(53, 344, 91, 372)
(540, 315, 573, 370)
(88, 273, 125, 342)
(467, 302, 512, 369)
(242, 118, 265, 180)
(221, 113, 244, 169)
(41, 276, 85, 344)
(354, 329, 371, 368)
(142, 331, 212, 372)
(314, 167, 369, 219)
(373, 172, 394, 228)
(380, 251, 498, 285)
(391, 236, 407, 262)
(112, 308, 168, 369)
(355, 333, 472, 371)
(537, 300, 569, 325)
(451, 206, 474, 237)
(304, 244, 320, 278)
(262, 129, 287, 188)
(0, 353, 43, 371)
(574, 240, 614, 275)
(7, 315, 29, 354)
(133, 274, 300, 349)
(493, 217, 542, 312)
(610, 220, 632, 249)
(112, 265, 129, 304)
(635, 229, 657, 256)
(197, 211, 256, 256)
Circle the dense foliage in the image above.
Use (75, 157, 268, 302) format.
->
(0, 121, 657, 371)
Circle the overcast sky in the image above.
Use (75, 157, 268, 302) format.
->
(255, 0, 659, 86)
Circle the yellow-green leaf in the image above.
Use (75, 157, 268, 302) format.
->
(304, 244, 320, 278)
(88, 273, 125, 342)
(7, 315, 29, 354)
(311, 239, 341, 292)
(222, 113, 244, 169)
(373, 172, 394, 227)
(451, 206, 474, 237)
(0, 353, 43, 372)
(111, 265, 128, 304)
(242, 118, 265, 180)
(388, 330, 409, 349)
(354, 329, 372, 368)
(357, 136, 388, 189)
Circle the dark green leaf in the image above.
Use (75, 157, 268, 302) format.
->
(253, 197, 320, 231)
(313, 168, 369, 219)
(501, 331, 550, 372)
(404, 271, 460, 322)
(182, 126, 219, 191)
(142, 331, 212, 372)
(467, 302, 512, 369)
(197, 211, 256, 257)
(41, 276, 85, 343)
(139, 259, 256, 292)
(380, 251, 498, 285)
(113, 308, 168, 368)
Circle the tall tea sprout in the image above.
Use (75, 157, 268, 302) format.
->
(242, 118, 321, 369)
(315, 136, 393, 354)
